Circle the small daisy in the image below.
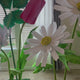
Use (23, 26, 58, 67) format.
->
(54, 0, 80, 25)
(24, 22, 73, 67)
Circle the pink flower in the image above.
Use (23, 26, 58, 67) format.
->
(20, 0, 45, 24)
(0, 27, 8, 49)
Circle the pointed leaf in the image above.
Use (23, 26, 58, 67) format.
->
(0, 0, 12, 9)
(4, 10, 24, 29)
(12, 10, 24, 23)
(0, 51, 11, 63)
(10, 68, 21, 75)
(13, 0, 28, 8)
(4, 12, 15, 29)
(66, 53, 80, 64)
(59, 43, 68, 49)
(57, 52, 70, 70)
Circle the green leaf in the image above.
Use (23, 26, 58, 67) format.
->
(57, 52, 69, 70)
(10, 73, 14, 80)
(20, 49, 29, 69)
(10, 68, 21, 75)
(65, 49, 75, 55)
(4, 10, 24, 29)
(13, 0, 28, 8)
(17, 49, 29, 70)
(0, 51, 11, 63)
(24, 27, 38, 45)
(58, 44, 68, 49)
(0, 0, 12, 9)
(32, 62, 36, 68)
(76, 30, 80, 37)
(33, 63, 42, 73)
(28, 27, 38, 39)
(65, 53, 80, 64)
(43, 64, 53, 72)
(33, 63, 53, 73)
(0, 53, 6, 63)
(4, 12, 14, 29)
(0, 24, 4, 28)
(12, 10, 24, 24)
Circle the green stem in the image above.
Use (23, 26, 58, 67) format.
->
(18, 23, 25, 80)
(64, 18, 79, 80)
(1, 49, 11, 79)
(9, 30, 18, 80)
(53, 59, 56, 80)
(9, 29, 16, 68)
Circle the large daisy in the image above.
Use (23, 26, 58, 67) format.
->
(54, 0, 80, 25)
(24, 22, 73, 67)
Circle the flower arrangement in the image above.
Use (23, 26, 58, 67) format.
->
(0, 0, 80, 80)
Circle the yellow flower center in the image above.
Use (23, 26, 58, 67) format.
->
(76, 2, 80, 10)
(41, 36, 51, 46)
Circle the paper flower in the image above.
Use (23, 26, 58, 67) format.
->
(54, 0, 80, 25)
(24, 22, 73, 67)
(0, 27, 8, 49)
(20, 0, 45, 24)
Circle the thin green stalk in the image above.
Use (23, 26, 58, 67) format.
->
(9, 30, 18, 80)
(53, 59, 56, 80)
(9, 30, 16, 68)
(64, 18, 79, 80)
(1, 49, 11, 79)
(18, 23, 25, 80)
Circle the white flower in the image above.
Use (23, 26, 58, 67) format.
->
(24, 22, 73, 67)
(54, 0, 80, 25)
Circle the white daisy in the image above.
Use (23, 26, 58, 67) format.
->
(54, 0, 80, 25)
(24, 22, 73, 67)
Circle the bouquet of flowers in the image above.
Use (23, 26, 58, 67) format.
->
(0, 0, 80, 80)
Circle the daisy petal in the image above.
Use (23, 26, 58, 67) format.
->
(67, 0, 76, 7)
(24, 44, 31, 48)
(36, 52, 43, 66)
(54, 25, 67, 37)
(48, 24, 54, 36)
(24, 45, 41, 54)
(40, 26, 47, 36)
(56, 0, 72, 7)
(27, 53, 36, 60)
(62, 32, 70, 39)
(55, 34, 64, 41)
(54, 5, 71, 12)
(51, 49, 59, 61)
(32, 31, 42, 40)
(28, 39, 40, 44)
(69, 15, 78, 25)
(54, 46, 64, 54)
(53, 22, 57, 34)
(41, 50, 48, 67)
(55, 32, 70, 41)
(60, 39, 73, 44)
(59, 12, 73, 20)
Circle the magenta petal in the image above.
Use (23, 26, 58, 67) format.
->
(20, 0, 45, 24)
